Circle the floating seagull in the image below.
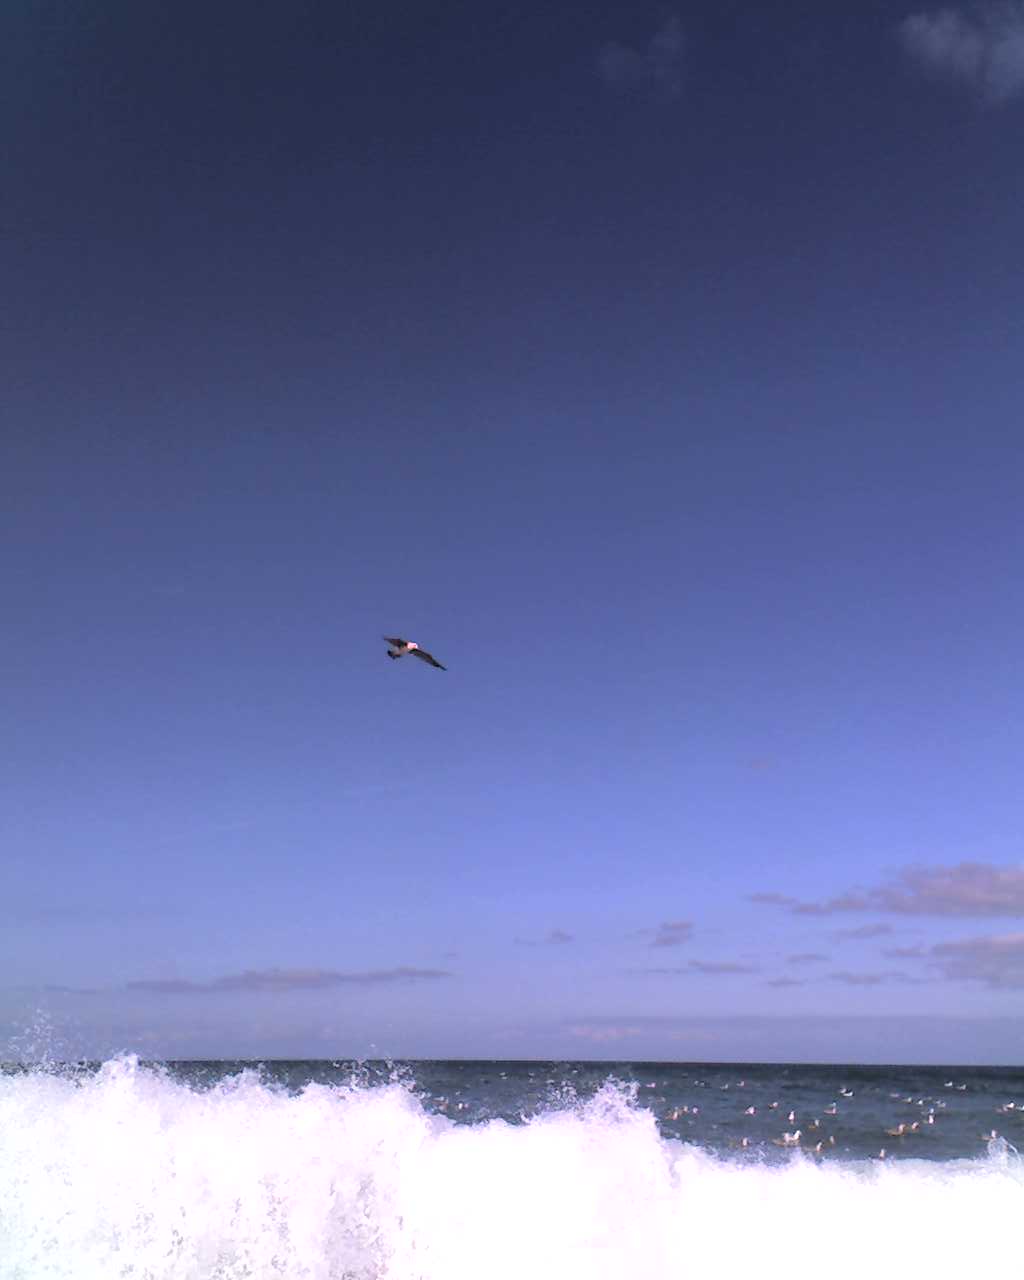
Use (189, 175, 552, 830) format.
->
(383, 636, 446, 670)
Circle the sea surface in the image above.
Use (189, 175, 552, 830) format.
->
(2, 1055, 1022, 1279)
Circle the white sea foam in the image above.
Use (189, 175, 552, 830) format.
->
(1, 1055, 1021, 1279)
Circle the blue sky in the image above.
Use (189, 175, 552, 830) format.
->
(4, 0, 1023, 1063)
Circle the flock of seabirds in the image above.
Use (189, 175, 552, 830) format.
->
(422, 1076, 1022, 1161)
(655, 1083, 1022, 1159)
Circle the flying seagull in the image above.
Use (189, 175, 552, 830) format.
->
(384, 636, 446, 670)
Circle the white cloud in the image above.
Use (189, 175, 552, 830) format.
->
(899, 4, 1024, 102)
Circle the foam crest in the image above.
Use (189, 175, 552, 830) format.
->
(1, 1057, 1021, 1280)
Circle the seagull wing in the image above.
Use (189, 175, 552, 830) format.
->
(411, 648, 446, 670)
(383, 636, 408, 648)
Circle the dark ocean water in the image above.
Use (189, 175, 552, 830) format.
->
(2, 1055, 1022, 1278)
(153, 1057, 1023, 1161)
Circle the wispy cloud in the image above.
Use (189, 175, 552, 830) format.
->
(127, 979, 216, 994)
(597, 15, 685, 101)
(928, 932, 1024, 988)
(829, 969, 916, 986)
(753, 863, 1024, 918)
(127, 966, 452, 994)
(689, 960, 759, 975)
(642, 959, 760, 976)
(787, 952, 829, 966)
(884, 944, 930, 959)
(899, 3, 1024, 102)
(834, 923, 895, 941)
(766, 976, 806, 987)
(555, 1013, 1024, 1064)
(648, 919, 694, 948)
(515, 928, 574, 946)
(566, 1018, 721, 1046)
(566, 1022, 650, 1044)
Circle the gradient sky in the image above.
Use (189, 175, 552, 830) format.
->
(4, 0, 1023, 1063)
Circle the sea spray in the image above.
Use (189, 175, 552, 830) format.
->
(1, 1055, 1022, 1280)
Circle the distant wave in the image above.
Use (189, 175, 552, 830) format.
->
(1, 1055, 1021, 1279)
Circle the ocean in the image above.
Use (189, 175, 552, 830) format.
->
(1, 1055, 1022, 1279)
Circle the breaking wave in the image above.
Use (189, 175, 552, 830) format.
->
(1, 1055, 1021, 1279)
